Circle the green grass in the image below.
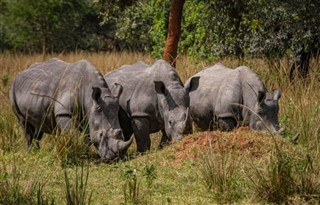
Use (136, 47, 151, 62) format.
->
(0, 52, 319, 204)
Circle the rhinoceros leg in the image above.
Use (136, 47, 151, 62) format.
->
(193, 114, 214, 131)
(55, 114, 74, 131)
(217, 117, 237, 131)
(119, 108, 133, 141)
(24, 123, 43, 150)
(131, 117, 151, 153)
(159, 130, 170, 149)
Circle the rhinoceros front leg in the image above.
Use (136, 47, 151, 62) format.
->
(159, 130, 170, 149)
(217, 117, 237, 131)
(131, 117, 151, 153)
(119, 107, 133, 141)
(55, 113, 75, 132)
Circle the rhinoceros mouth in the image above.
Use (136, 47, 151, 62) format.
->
(171, 134, 183, 143)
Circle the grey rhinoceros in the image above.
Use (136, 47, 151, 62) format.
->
(9, 58, 133, 162)
(104, 60, 199, 152)
(185, 63, 282, 133)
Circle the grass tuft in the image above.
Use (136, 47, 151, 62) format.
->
(199, 146, 243, 204)
(0, 160, 54, 205)
(64, 164, 92, 205)
(122, 163, 157, 204)
(248, 145, 320, 204)
(53, 130, 90, 167)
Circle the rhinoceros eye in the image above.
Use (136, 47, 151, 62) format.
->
(169, 119, 174, 126)
(95, 105, 102, 111)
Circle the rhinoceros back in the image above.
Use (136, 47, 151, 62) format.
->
(187, 63, 267, 129)
(105, 61, 150, 113)
(10, 58, 107, 133)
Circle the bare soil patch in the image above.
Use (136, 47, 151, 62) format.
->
(171, 127, 278, 166)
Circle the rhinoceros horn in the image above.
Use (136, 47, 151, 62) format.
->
(273, 89, 282, 101)
(117, 135, 134, 152)
(109, 135, 134, 154)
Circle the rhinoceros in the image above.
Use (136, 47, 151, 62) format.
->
(104, 60, 199, 152)
(185, 63, 282, 133)
(9, 58, 133, 162)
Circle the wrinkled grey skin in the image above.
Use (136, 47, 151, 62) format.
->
(9, 58, 133, 162)
(185, 63, 282, 133)
(104, 60, 199, 152)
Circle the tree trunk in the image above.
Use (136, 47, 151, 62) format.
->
(163, 0, 185, 68)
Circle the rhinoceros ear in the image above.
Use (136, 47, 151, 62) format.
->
(185, 76, 200, 93)
(92, 87, 101, 101)
(257, 91, 266, 104)
(273, 89, 281, 101)
(112, 83, 123, 98)
(154, 81, 166, 95)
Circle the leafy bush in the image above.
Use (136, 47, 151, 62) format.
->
(115, 1, 155, 52)
(2, 0, 102, 53)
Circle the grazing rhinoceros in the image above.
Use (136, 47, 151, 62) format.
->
(9, 58, 133, 162)
(104, 60, 199, 152)
(185, 63, 282, 133)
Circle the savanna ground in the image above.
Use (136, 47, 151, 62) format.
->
(0, 52, 320, 204)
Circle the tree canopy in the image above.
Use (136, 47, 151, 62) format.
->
(1, 0, 320, 62)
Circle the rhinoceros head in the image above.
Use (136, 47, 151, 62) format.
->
(249, 89, 282, 133)
(154, 76, 199, 142)
(88, 85, 133, 162)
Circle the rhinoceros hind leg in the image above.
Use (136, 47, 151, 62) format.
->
(25, 123, 43, 150)
(131, 117, 151, 153)
(218, 117, 237, 131)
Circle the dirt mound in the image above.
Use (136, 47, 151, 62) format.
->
(171, 127, 275, 166)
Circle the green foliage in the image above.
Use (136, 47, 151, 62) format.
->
(2, 0, 320, 59)
(180, 1, 212, 59)
(122, 164, 157, 204)
(108, 0, 169, 57)
(1, 73, 9, 87)
(2, 0, 101, 53)
(123, 165, 141, 204)
(115, 1, 155, 52)
(142, 164, 157, 188)
(149, 0, 170, 58)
